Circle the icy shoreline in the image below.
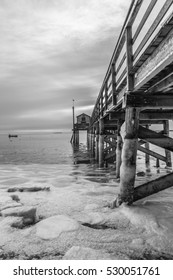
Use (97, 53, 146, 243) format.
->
(0, 161, 173, 260)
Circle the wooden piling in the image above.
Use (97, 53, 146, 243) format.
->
(145, 125, 150, 165)
(91, 129, 95, 157)
(113, 25, 139, 205)
(88, 130, 92, 151)
(163, 120, 172, 167)
(95, 122, 99, 162)
(116, 107, 140, 205)
(99, 119, 104, 168)
(116, 121, 123, 178)
(156, 158, 160, 168)
(87, 130, 89, 149)
(74, 130, 79, 146)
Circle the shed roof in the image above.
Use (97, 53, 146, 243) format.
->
(77, 113, 90, 118)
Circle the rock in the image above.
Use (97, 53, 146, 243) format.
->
(0, 216, 24, 229)
(137, 171, 145, 177)
(63, 246, 111, 260)
(77, 212, 105, 225)
(7, 184, 50, 192)
(75, 210, 130, 230)
(10, 217, 24, 229)
(1, 206, 36, 226)
(36, 215, 79, 240)
(0, 195, 22, 211)
(10, 195, 20, 202)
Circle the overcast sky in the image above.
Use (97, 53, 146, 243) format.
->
(0, 0, 130, 132)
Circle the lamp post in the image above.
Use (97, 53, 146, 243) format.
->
(72, 99, 75, 144)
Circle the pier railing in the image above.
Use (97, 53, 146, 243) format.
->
(90, 0, 173, 125)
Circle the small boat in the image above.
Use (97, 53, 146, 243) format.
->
(8, 134, 18, 138)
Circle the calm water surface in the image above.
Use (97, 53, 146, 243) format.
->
(0, 132, 79, 164)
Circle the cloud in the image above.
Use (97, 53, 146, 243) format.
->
(0, 0, 130, 131)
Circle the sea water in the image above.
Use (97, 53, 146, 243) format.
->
(0, 132, 74, 164)
(0, 131, 173, 259)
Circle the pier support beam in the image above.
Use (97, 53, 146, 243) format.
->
(99, 119, 104, 168)
(91, 128, 95, 157)
(74, 130, 79, 146)
(116, 121, 123, 178)
(87, 130, 89, 149)
(88, 130, 92, 152)
(95, 122, 99, 162)
(145, 125, 150, 165)
(112, 107, 140, 207)
(163, 120, 172, 167)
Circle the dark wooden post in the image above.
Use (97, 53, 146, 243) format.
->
(95, 122, 99, 162)
(74, 129, 79, 146)
(156, 158, 160, 168)
(126, 25, 134, 91)
(87, 130, 89, 149)
(163, 120, 172, 167)
(116, 120, 123, 178)
(111, 63, 117, 105)
(99, 119, 104, 168)
(88, 130, 92, 151)
(105, 81, 108, 111)
(145, 125, 150, 165)
(91, 128, 95, 157)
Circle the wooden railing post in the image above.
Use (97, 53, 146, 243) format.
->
(126, 25, 134, 91)
(101, 91, 103, 117)
(111, 63, 117, 105)
(105, 81, 108, 111)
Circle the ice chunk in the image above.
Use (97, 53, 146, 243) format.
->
(63, 246, 111, 260)
(36, 215, 79, 240)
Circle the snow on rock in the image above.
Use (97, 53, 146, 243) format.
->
(120, 205, 160, 233)
(84, 204, 100, 211)
(63, 246, 111, 260)
(79, 212, 105, 225)
(75, 208, 130, 230)
(0, 216, 23, 230)
(8, 217, 24, 229)
(130, 238, 144, 248)
(10, 195, 20, 202)
(0, 194, 22, 211)
(1, 206, 36, 226)
(36, 215, 79, 240)
(7, 183, 50, 192)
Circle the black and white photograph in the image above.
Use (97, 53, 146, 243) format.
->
(0, 0, 173, 274)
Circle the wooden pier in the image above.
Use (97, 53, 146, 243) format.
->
(72, 0, 173, 206)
